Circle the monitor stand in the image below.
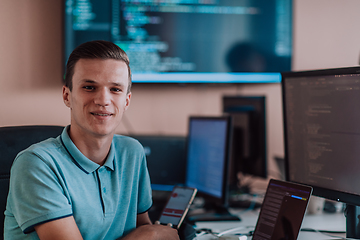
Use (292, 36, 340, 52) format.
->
(187, 202, 241, 222)
(345, 204, 360, 239)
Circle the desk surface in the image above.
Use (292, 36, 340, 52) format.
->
(193, 209, 346, 240)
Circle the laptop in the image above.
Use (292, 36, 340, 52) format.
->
(251, 179, 313, 240)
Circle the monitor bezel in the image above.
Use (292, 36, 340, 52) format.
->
(281, 66, 360, 206)
(185, 116, 232, 207)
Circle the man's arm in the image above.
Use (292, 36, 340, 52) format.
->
(136, 211, 152, 226)
(121, 212, 180, 240)
(34, 215, 83, 240)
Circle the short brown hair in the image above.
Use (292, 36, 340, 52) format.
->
(64, 40, 132, 93)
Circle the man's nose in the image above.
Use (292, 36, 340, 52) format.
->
(94, 88, 111, 106)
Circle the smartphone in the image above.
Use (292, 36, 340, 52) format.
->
(157, 186, 197, 229)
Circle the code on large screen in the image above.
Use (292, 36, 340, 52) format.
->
(284, 73, 360, 196)
(64, 0, 292, 76)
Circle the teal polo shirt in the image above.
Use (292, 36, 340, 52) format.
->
(4, 126, 152, 240)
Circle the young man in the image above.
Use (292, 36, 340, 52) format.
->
(4, 40, 179, 240)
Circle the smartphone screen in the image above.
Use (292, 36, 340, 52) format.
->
(158, 186, 197, 229)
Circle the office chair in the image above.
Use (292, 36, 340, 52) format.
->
(0, 125, 63, 239)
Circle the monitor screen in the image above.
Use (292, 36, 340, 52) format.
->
(185, 116, 231, 206)
(131, 135, 187, 192)
(223, 96, 267, 189)
(282, 66, 360, 237)
(282, 66, 360, 205)
(63, 0, 292, 83)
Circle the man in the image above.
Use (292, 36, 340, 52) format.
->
(4, 40, 179, 240)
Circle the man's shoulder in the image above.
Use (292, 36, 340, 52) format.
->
(112, 134, 144, 152)
(11, 137, 63, 172)
(17, 136, 63, 160)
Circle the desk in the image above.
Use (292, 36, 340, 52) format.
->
(193, 209, 346, 240)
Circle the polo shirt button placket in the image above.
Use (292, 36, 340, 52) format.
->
(98, 168, 106, 194)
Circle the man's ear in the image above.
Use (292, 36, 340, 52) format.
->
(124, 92, 131, 111)
(63, 86, 71, 108)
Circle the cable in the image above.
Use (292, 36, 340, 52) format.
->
(195, 226, 254, 239)
(217, 226, 253, 236)
(238, 194, 260, 213)
(301, 228, 346, 234)
(195, 228, 220, 238)
(301, 227, 352, 239)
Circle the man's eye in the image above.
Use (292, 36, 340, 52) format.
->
(83, 86, 95, 90)
(111, 88, 122, 92)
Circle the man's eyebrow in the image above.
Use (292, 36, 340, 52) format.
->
(112, 82, 125, 87)
(81, 79, 97, 84)
(81, 79, 125, 88)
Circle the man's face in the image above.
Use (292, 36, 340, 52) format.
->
(63, 58, 131, 138)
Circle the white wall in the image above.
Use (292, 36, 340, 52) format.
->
(1, 0, 360, 181)
(292, 0, 360, 70)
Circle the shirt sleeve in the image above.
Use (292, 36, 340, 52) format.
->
(137, 150, 153, 214)
(8, 150, 73, 233)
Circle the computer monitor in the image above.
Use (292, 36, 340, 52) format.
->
(185, 116, 239, 221)
(223, 96, 267, 192)
(131, 135, 187, 192)
(63, 0, 292, 84)
(281, 66, 360, 238)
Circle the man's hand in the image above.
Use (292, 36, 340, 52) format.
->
(122, 223, 180, 240)
(121, 212, 180, 240)
(154, 220, 173, 228)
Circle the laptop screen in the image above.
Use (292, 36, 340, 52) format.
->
(252, 179, 312, 240)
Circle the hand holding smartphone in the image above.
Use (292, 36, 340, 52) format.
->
(157, 186, 197, 229)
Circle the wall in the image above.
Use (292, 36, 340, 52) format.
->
(292, 0, 360, 70)
(0, 0, 67, 126)
(1, 0, 360, 182)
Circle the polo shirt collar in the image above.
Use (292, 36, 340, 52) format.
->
(60, 126, 115, 174)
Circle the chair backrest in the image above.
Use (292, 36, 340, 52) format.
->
(0, 125, 63, 239)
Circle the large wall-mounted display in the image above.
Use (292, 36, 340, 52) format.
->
(64, 0, 292, 83)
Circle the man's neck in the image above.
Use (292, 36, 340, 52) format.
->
(68, 127, 113, 166)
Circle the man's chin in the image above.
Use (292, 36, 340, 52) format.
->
(92, 129, 115, 138)
(85, 124, 114, 137)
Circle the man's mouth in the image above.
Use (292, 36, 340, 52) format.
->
(91, 113, 113, 116)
